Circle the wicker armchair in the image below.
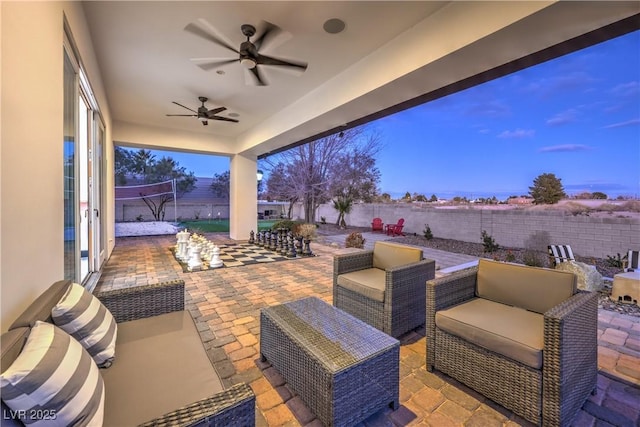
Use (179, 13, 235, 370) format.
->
(333, 241, 435, 338)
(426, 261, 597, 426)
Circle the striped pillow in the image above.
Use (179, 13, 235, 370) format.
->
(0, 321, 104, 426)
(51, 283, 118, 368)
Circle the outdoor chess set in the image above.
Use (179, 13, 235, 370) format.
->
(172, 229, 314, 272)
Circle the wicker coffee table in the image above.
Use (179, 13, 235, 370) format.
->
(260, 297, 399, 427)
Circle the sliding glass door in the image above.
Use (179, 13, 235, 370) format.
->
(64, 31, 105, 284)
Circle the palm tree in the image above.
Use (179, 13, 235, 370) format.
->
(333, 195, 353, 228)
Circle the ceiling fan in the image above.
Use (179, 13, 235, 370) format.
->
(185, 21, 308, 86)
(166, 97, 238, 126)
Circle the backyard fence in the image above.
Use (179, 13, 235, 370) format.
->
(294, 202, 640, 260)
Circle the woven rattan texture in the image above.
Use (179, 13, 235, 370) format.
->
(426, 267, 598, 426)
(260, 297, 399, 427)
(96, 279, 185, 322)
(137, 383, 255, 427)
(333, 250, 435, 338)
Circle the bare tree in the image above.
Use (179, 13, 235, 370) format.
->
(262, 126, 382, 223)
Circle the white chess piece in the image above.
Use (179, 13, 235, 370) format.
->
(187, 241, 202, 271)
(209, 245, 223, 268)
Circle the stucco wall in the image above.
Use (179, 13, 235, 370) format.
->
(296, 203, 639, 259)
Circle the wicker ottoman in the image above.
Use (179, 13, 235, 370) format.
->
(260, 297, 399, 427)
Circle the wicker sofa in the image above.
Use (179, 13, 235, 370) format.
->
(426, 259, 597, 426)
(1, 279, 255, 426)
(334, 241, 436, 338)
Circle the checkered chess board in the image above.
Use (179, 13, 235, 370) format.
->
(218, 243, 292, 267)
(171, 243, 304, 272)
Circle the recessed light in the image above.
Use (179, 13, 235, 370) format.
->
(323, 18, 345, 34)
(216, 70, 225, 75)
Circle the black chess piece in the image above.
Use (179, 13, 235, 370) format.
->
(287, 232, 297, 258)
(302, 238, 313, 257)
(281, 232, 289, 256)
(269, 231, 277, 251)
(295, 236, 303, 254)
(249, 230, 255, 245)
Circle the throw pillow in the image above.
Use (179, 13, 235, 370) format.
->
(0, 321, 104, 426)
(51, 282, 117, 368)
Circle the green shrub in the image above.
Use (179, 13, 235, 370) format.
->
(271, 219, 297, 231)
(606, 253, 627, 268)
(481, 230, 500, 253)
(505, 250, 516, 263)
(423, 224, 433, 240)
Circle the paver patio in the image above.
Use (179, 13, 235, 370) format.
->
(96, 233, 640, 426)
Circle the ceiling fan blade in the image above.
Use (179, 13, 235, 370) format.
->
(210, 116, 239, 123)
(252, 21, 281, 51)
(257, 54, 307, 71)
(193, 58, 238, 71)
(184, 23, 238, 54)
(201, 120, 208, 126)
(245, 66, 267, 86)
(166, 114, 197, 117)
(171, 101, 197, 113)
(206, 107, 226, 116)
(254, 21, 292, 53)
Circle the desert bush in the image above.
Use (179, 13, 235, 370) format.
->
(296, 223, 318, 240)
(523, 249, 545, 267)
(345, 232, 366, 249)
(423, 224, 433, 240)
(481, 230, 499, 253)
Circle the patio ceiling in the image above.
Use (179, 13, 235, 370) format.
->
(82, 1, 639, 158)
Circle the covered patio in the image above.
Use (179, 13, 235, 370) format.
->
(96, 233, 640, 426)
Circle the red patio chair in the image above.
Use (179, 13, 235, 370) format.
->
(385, 218, 405, 236)
(371, 217, 384, 232)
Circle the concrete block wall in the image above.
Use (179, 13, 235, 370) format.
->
(295, 203, 639, 259)
(116, 202, 230, 222)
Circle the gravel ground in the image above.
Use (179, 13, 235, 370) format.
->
(315, 224, 639, 317)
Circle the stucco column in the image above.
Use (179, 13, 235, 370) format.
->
(229, 154, 258, 240)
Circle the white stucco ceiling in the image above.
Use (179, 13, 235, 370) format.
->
(82, 1, 639, 158)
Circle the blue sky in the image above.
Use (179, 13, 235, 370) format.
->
(139, 30, 639, 200)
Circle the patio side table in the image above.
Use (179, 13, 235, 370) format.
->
(260, 297, 399, 427)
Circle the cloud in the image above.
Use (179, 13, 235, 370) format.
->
(609, 81, 640, 97)
(497, 129, 535, 139)
(464, 101, 511, 118)
(538, 144, 592, 153)
(546, 109, 578, 126)
(602, 118, 640, 129)
(522, 72, 597, 98)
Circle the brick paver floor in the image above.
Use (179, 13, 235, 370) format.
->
(96, 234, 640, 426)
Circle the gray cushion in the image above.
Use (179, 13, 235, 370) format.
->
(337, 268, 387, 302)
(0, 321, 105, 426)
(9, 280, 72, 329)
(476, 259, 576, 314)
(372, 241, 422, 271)
(436, 298, 544, 369)
(52, 282, 118, 368)
(101, 310, 224, 426)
